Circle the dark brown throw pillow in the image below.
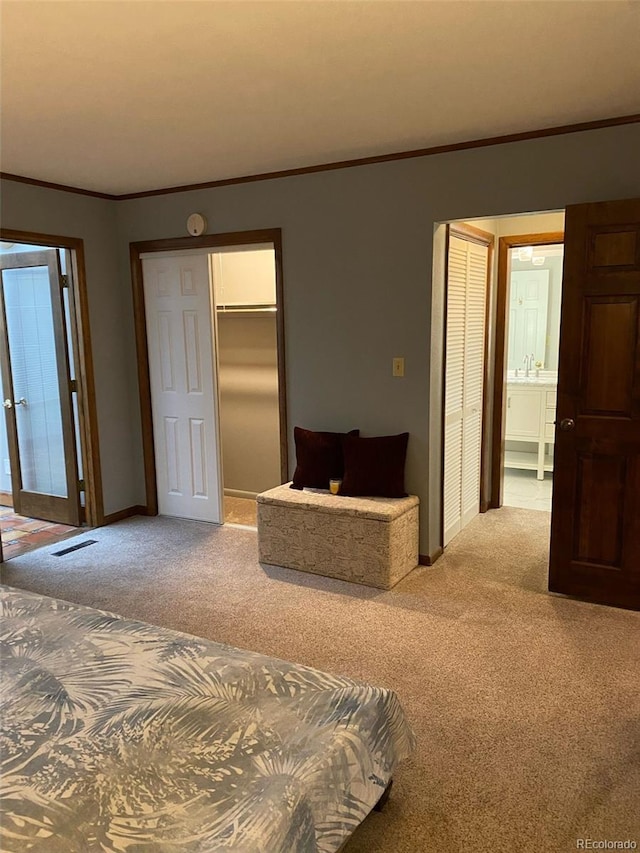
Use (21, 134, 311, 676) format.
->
(340, 433, 409, 498)
(290, 427, 360, 490)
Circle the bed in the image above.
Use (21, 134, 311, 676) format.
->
(0, 585, 415, 852)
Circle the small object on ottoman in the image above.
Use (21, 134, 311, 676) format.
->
(257, 484, 419, 589)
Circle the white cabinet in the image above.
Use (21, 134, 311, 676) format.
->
(505, 383, 557, 479)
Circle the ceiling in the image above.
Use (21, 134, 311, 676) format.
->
(1, 0, 639, 196)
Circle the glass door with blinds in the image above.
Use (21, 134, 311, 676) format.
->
(0, 248, 82, 526)
(443, 232, 490, 546)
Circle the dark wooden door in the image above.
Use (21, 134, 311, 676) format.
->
(549, 198, 640, 609)
(0, 250, 81, 526)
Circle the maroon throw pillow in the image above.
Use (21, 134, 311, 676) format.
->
(291, 427, 360, 490)
(340, 433, 409, 498)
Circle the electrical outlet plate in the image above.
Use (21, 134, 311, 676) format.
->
(392, 357, 405, 377)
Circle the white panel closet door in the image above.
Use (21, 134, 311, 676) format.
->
(142, 253, 222, 523)
(443, 236, 489, 546)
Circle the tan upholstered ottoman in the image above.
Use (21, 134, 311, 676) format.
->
(257, 483, 419, 589)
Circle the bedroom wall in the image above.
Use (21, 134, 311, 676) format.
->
(117, 123, 640, 557)
(2, 122, 640, 556)
(0, 181, 139, 515)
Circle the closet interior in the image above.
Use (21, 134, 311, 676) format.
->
(211, 246, 281, 526)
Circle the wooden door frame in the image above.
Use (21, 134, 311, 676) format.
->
(489, 230, 565, 508)
(441, 222, 495, 547)
(130, 228, 288, 517)
(0, 228, 103, 527)
(0, 249, 82, 525)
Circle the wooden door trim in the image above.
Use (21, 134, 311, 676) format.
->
(449, 221, 493, 248)
(442, 223, 494, 546)
(131, 228, 288, 516)
(490, 231, 565, 508)
(0, 228, 103, 526)
(50, 251, 83, 526)
(0, 249, 81, 524)
(0, 270, 22, 513)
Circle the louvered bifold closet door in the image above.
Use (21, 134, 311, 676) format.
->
(461, 241, 488, 527)
(443, 237, 467, 545)
(443, 236, 488, 546)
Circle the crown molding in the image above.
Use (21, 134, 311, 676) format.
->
(0, 171, 115, 200)
(2, 112, 639, 202)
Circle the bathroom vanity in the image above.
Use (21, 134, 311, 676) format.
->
(504, 374, 557, 479)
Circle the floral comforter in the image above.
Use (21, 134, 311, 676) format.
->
(0, 585, 414, 852)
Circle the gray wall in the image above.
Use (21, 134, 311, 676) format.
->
(2, 123, 640, 554)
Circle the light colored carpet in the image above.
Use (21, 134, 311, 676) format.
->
(1, 508, 638, 853)
(224, 495, 257, 527)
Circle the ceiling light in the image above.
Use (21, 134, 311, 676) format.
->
(517, 246, 533, 262)
(531, 256, 545, 266)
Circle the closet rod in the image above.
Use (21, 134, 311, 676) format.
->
(216, 305, 277, 315)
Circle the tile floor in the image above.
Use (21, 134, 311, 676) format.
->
(0, 508, 82, 560)
(503, 468, 553, 512)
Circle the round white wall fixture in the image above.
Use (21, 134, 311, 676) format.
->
(186, 213, 207, 236)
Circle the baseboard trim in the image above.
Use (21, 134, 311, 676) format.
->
(0, 491, 13, 508)
(419, 547, 443, 566)
(102, 505, 147, 524)
(224, 489, 258, 500)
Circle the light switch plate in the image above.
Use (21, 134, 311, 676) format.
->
(392, 357, 405, 377)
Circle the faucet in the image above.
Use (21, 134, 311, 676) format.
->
(523, 353, 534, 376)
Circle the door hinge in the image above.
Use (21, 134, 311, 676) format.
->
(70, 379, 78, 393)
(60, 274, 69, 288)
(78, 479, 85, 491)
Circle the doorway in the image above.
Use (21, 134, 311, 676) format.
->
(441, 211, 564, 548)
(132, 229, 287, 527)
(438, 199, 640, 610)
(0, 230, 102, 560)
(211, 245, 280, 527)
(497, 235, 564, 514)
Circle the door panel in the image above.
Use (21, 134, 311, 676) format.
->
(549, 198, 640, 609)
(508, 270, 550, 369)
(583, 298, 637, 415)
(0, 250, 81, 525)
(443, 235, 489, 545)
(142, 253, 222, 523)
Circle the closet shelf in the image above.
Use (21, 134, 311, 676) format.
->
(217, 305, 276, 316)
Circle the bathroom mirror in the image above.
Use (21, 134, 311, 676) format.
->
(507, 244, 563, 372)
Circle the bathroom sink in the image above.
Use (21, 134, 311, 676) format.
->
(506, 373, 558, 386)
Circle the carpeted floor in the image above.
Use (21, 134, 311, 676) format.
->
(224, 495, 257, 527)
(1, 507, 638, 852)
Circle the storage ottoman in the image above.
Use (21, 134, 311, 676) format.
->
(257, 483, 419, 589)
